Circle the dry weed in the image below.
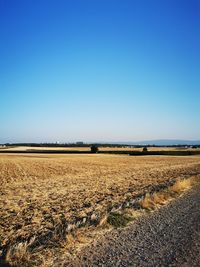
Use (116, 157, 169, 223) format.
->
(171, 178, 193, 193)
(6, 242, 31, 267)
(99, 215, 108, 227)
(139, 193, 156, 210)
(139, 177, 200, 210)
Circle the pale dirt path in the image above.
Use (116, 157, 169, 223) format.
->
(65, 185, 200, 267)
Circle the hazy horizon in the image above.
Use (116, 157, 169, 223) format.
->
(1, 138, 200, 146)
(1, 0, 200, 143)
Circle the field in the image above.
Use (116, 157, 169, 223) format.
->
(1, 145, 199, 153)
(0, 153, 200, 266)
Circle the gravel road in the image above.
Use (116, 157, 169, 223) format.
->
(65, 185, 200, 267)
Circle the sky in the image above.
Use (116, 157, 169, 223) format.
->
(0, 0, 200, 143)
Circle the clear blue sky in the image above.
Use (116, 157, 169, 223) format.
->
(0, 0, 200, 143)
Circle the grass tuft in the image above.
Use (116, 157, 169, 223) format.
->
(152, 191, 169, 205)
(139, 193, 155, 210)
(6, 242, 31, 267)
(170, 178, 193, 193)
(107, 212, 133, 228)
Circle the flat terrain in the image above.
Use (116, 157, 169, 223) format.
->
(67, 184, 200, 267)
(0, 145, 199, 152)
(0, 154, 200, 266)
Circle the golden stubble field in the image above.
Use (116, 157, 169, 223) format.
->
(0, 153, 200, 266)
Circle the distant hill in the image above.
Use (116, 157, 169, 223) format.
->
(126, 139, 200, 146)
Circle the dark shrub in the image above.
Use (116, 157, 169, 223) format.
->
(91, 145, 98, 153)
(107, 212, 133, 228)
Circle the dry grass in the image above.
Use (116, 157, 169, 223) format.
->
(170, 178, 194, 193)
(0, 154, 200, 266)
(140, 176, 199, 210)
(6, 242, 31, 267)
(139, 193, 156, 210)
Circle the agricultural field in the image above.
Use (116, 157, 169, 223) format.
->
(0, 153, 200, 266)
(0, 145, 199, 153)
(0, 146, 90, 152)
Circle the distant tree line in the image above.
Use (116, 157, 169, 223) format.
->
(2, 143, 200, 148)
